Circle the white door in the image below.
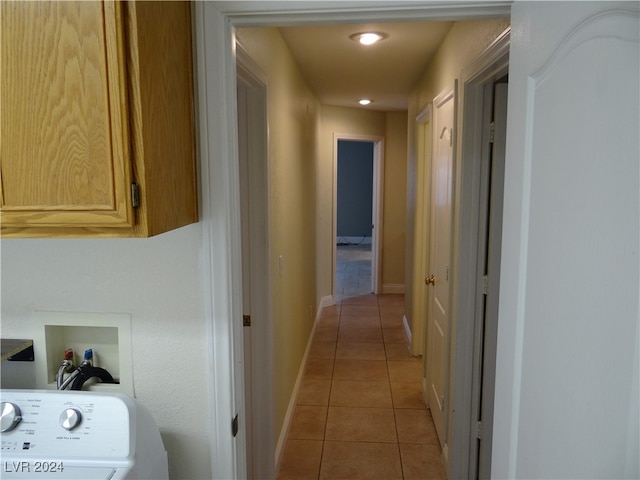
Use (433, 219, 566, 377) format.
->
(493, 3, 639, 479)
(425, 82, 456, 447)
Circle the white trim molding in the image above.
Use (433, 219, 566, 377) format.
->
(448, 26, 510, 480)
(197, 3, 513, 478)
(402, 314, 413, 345)
(416, 103, 433, 123)
(320, 295, 335, 309)
(275, 299, 327, 469)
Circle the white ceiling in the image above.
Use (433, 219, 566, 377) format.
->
(278, 21, 454, 111)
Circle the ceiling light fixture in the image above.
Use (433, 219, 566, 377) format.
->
(350, 32, 387, 46)
(359, 99, 372, 106)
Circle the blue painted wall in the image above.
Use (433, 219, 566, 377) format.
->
(337, 140, 373, 237)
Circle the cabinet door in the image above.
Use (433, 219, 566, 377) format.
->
(1, 1, 133, 233)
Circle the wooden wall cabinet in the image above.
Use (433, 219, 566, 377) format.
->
(0, 1, 197, 237)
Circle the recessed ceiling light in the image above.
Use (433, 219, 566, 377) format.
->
(359, 99, 373, 106)
(350, 32, 387, 46)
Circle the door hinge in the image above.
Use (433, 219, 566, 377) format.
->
(449, 128, 454, 147)
(131, 182, 140, 208)
(489, 122, 495, 144)
(243, 315, 251, 327)
(477, 420, 482, 439)
(232, 414, 239, 437)
(483, 275, 489, 295)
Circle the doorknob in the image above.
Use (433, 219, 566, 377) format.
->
(425, 274, 435, 286)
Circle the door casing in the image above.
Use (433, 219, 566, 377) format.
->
(450, 28, 509, 480)
(412, 104, 432, 357)
(333, 134, 384, 298)
(193, 3, 512, 478)
(236, 43, 274, 480)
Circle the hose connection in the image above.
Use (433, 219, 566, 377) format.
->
(56, 349, 75, 390)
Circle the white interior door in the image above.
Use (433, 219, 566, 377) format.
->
(425, 82, 456, 447)
(493, 3, 639, 479)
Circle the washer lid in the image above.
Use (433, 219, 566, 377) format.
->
(0, 466, 117, 479)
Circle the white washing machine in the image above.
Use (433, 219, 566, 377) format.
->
(0, 390, 168, 479)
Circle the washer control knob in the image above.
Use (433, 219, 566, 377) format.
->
(59, 408, 82, 430)
(1, 402, 22, 432)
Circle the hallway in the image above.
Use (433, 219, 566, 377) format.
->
(276, 292, 446, 479)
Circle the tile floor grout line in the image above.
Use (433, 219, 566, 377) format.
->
(322, 439, 403, 445)
(317, 301, 338, 480)
(397, 441, 406, 480)
(278, 293, 443, 479)
(380, 293, 407, 480)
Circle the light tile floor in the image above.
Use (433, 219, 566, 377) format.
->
(336, 243, 372, 300)
(277, 292, 446, 480)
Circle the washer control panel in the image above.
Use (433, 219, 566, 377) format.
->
(0, 390, 131, 459)
(1, 402, 22, 433)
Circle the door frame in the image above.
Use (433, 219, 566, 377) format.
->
(473, 79, 508, 480)
(412, 104, 432, 356)
(236, 43, 274, 480)
(193, 3, 512, 478)
(448, 27, 509, 480)
(333, 134, 384, 298)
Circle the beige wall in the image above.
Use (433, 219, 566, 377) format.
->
(382, 111, 408, 290)
(235, 27, 321, 443)
(405, 19, 510, 352)
(410, 19, 510, 112)
(318, 106, 408, 298)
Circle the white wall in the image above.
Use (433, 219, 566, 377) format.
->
(0, 225, 213, 479)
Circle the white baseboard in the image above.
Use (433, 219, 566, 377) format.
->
(422, 377, 429, 405)
(274, 301, 325, 470)
(382, 284, 405, 294)
(402, 314, 412, 345)
(320, 295, 334, 308)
